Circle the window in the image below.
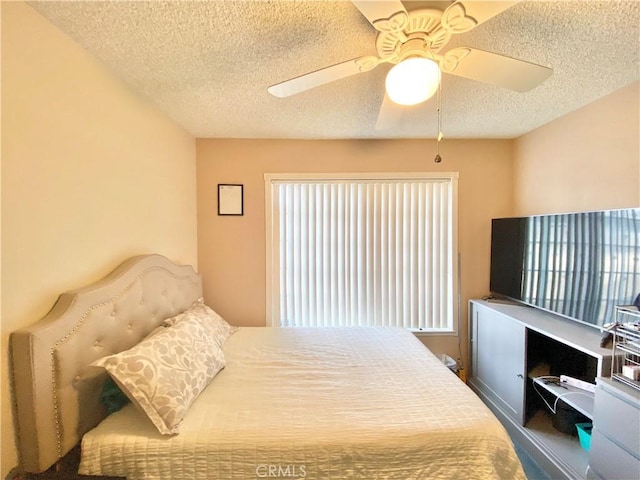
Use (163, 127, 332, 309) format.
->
(265, 173, 459, 333)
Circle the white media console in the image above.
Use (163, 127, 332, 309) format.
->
(468, 299, 640, 480)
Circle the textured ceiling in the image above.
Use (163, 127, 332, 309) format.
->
(29, 1, 640, 139)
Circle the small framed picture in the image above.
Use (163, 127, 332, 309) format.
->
(217, 184, 244, 216)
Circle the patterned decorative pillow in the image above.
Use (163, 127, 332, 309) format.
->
(163, 298, 238, 346)
(98, 325, 167, 415)
(92, 316, 225, 434)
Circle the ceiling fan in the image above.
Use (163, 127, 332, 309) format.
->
(267, 0, 553, 130)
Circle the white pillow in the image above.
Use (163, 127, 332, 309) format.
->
(92, 315, 225, 434)
(164, 297, 237, 346)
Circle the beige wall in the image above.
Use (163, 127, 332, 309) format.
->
(197, 138, 514, 366)
(1, 3, 197, 476)
(513, 81, 640, 215)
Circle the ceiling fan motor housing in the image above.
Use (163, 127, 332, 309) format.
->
(375, 9, 452, 64)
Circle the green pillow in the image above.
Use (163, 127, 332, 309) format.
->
(100, 376, 130, 414)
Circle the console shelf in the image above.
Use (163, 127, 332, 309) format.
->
(468, 300, 614, 480)
(526, 410, 590, 477)
(531, 377, 594, 420)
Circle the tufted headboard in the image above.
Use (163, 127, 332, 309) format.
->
(10, 254, 202, 473)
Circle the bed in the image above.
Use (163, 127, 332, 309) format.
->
(11, 254, 525, 479)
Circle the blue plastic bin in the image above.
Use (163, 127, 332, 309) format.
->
(576, 422, 593, 451)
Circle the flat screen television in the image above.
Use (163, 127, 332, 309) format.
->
(490, 208, 640, 330)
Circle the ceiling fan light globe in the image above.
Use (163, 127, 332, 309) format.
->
(385, 57, 440, 106)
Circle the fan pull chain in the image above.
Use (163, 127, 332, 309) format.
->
(434, 78, 443, 163)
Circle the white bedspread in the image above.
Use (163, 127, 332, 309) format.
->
(80, 327, 525, 479)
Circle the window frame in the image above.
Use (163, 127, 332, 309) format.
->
(264, 172, 459, 335)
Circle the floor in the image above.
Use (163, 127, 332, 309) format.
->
(513, 440, 552, 480)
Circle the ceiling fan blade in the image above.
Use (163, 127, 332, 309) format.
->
(351, 0, 409, 32)
(375, 93, 405, 130)
(441, 1, 520, 34)
(268, 57, 380, 98)
(441, 47, 552, 92)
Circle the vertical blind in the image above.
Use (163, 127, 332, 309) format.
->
(266, 174, 458, 332)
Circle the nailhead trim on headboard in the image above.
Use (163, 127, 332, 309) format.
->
(11, 254, 203, 473)
(50, 268, 161, 459)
